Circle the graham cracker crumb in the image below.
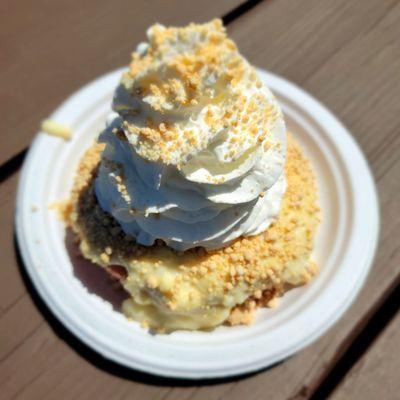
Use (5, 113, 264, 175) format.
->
(41, 119, 72, 140)
(49, 199, 73, 221)
(266, 297, 279, 308)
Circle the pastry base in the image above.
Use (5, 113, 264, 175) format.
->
(65, 134, 320, 332)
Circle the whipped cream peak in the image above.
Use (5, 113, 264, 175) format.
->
(95, 20, 287, 251)
(113, 19, 282, 166)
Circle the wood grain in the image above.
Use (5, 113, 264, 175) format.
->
(0, 0, 243, 166)
(0, 174, 25, 315)
(1, 0, 400, 399)
(331, 313, 400, 400)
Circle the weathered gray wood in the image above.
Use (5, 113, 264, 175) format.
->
(330, 313, 400, 400)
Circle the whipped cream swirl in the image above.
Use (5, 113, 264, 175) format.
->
(95, 20, 287, 251)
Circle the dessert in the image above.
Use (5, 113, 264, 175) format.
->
(66, 19, 320, 332)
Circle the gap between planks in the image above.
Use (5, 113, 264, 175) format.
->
(309, 281, 400, 399)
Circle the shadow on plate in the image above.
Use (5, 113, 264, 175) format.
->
(14, 231, 285, 386)
(64, 229, 129, 311)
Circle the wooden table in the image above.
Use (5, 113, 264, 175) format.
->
(1, 1, 399, 399)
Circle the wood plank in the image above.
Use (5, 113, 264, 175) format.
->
(0, 174, 26, 313)
(0, 0, 243, 166)
(330, 312, 400, 400)
(1, 1, 400, 399)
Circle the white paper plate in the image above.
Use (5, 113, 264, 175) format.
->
(16, 68, 379, 379)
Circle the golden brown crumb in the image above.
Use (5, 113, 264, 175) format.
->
(146, 276, 159, 289)
(49, 199, 73, 221)
(226, 307, 254, 326)
(41, 119, 72, 140)
(100, 252, 110, 263)
(267, 298, 279, 308)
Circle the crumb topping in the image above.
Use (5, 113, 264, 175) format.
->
(41, 119, 72, 140)
(66, 135, 319, 331)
